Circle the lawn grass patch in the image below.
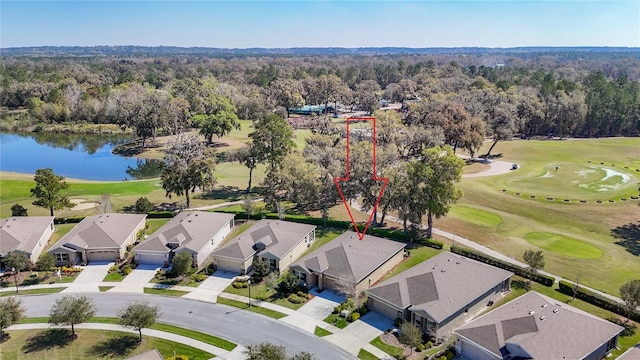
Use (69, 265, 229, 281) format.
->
(143, 287, 188, 297)
(216, 296, 287, 319)
(370, 336, 404, 358)
(1, 287, 64, 297)
(103, 272, 126, 282)
(449, 205, 502, 227)
(525, 232, 602, 259)
(383, 245, 441, 280)
(323, 314, 349, 329)
(150, 323, 236, 351)
(1, 329, 213, 360)
(314, 326, 332, 337)
(357, 348, 379, 360)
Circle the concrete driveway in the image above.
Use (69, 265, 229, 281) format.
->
(298, 295, 341, 320)
(122, 264, 158, 283)
(62, 262, 113, 293)
(182, 270, 237, 302)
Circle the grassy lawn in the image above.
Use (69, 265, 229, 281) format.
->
(223, 281, 308, 311)
(525, 232, 603, 259)
(99, 286, 114, 292)
(216, 296, 287, 319)
(323, 314, 349, 329)
(357, 348, 379, 360)
(150, 323, 236, 351)
(314, 326, 332, 337)
(383, 245, 442, 280)
(0, 329, 213, 360)
(103, 272, 126, 282)
(143, 287, 188, 297)
(370, 336, 404, 358)
(1, 287, 64, 297)
(17, 317, 236, 351)
(434, 138, 640, 296)
(144, 218, 171, 236)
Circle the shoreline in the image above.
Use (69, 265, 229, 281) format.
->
(0, 171, 160, 183)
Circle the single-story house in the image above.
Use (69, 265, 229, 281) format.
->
(366, 251, 513, 339)
(48, 213, 146, 265)
(0, 216, 55, 264)
(289, 231, 406, 295)
(454, 291, 624, 360)
(211, 219, 316, 275)
(133, 211, 235, 268)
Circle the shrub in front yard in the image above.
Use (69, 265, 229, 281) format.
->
(122, 265, 132, 275)
(232, 280, 248, 289)
(287, 293, 306, 304)
(190, 273, 207, 282)
(349, 312, 360, 322)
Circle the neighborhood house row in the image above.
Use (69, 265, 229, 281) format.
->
(0, 213, 625, 360)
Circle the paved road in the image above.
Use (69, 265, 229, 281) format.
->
(18, 293, 355, 360)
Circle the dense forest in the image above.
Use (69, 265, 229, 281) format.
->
(1, 47, 639, 142)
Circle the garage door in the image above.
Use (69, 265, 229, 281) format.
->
(216, 259, 242, 274)
(136, 252, 167, 265)
(460, 340, 486, 360)
(87, 250, 118, 262)
(369, 298, 402, 321)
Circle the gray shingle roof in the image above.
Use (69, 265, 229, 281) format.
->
(0, 216, 54, 255)
(212, 219, 315, 261)
(455, 291, 624, 360)
(290, 231, 406, 283)
(367, 251, 512, 322)
(133, 211, 234, 253)
(48, 213, 146, 252)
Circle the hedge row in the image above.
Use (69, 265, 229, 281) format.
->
(54, 216, 86, 224)
(558, 280, 640, 322)
(214, 209, 444, 249)
(146, 210, 177, 218)
(450, 245, 555, 287)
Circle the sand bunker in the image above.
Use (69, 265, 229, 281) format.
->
(70, 198, 99, 210)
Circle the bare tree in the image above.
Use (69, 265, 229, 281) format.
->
(95, 193, 113, 214)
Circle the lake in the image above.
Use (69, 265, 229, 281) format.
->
(0, 132, 163, 181)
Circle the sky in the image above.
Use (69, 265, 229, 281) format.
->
(1, 1, 639, 48)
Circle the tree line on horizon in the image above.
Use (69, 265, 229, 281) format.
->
(0, 53, 638, 140)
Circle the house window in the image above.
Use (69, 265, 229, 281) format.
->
(55, 253, 68, 262)
(426, 319, 437, 331)
(294, 270, 306, 282)
(414, 315, 423, 327)
(268, 258, 277, 268)
(606, 337, 617, 351)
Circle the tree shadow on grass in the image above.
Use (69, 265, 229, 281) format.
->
(611, 222, 640, 256)
(89, 334, 140, 357)
(197, 185, 243, 201)
(22, 329, 73, 353)
(607, 317, 637, 337)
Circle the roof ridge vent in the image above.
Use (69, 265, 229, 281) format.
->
(541, 303, 548, 308)
(552, 308, 559, 313)
(528, 310, 535, 315)
(456, 260, 461, 264)
(539, 316, 546, 321)
(441, 268, 446, 273)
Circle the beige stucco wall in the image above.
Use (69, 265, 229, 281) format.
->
(355, 249, 405, 294)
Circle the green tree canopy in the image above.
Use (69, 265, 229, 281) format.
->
(172, 251, 193, 276)
(117, 300, 161, 341)
(4, 251, 30, 273)
(48, 295, 96, 337)
(523, 249, 545, 283)
(35, 253, 56, 271)
(0, 297, 26, 338)
(192, 94, 240, 144)
(399, 321, 423, 354)
(161, 133, 217, 208)
(30, 168, 74, 216)
(10, 204, 28, 217)
(620, 279, 640, 323)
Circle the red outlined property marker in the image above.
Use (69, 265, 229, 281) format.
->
(333, 117, 389, 240)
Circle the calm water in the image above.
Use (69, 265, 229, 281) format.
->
(0, 132, 162, 181)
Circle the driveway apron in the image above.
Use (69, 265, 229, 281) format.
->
(62, 262, 113, 293)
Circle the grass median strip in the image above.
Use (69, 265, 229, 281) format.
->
(17, 317, 237, 351)
(98, 286, 114, 292)
(216, 297, 287, 319)
(1, 287, 65, 297)
(150, 323, 237, 351)
(143, 287, 189, 297)
(314, 326, 332, 337)
(357, 348, 379, 360)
